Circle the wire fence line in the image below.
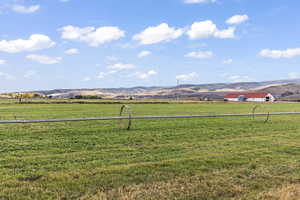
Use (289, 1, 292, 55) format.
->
(0, 112, 300, 125)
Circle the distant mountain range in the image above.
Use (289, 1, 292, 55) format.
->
(6, 79, 300, 100)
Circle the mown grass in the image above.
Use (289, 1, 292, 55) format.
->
(0, 102, 300, 199)
(0, 98, 175, 105)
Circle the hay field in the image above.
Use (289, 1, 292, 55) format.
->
(1, 102, 300, 199)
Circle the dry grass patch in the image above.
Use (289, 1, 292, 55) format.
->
(258, 184, 300, 200)
(81, 173, 245, 200)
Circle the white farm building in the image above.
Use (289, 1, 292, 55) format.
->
(224, 92, 275, 102)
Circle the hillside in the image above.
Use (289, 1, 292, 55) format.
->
(4, 79, 300, 99)
(259, 83, 300, 96)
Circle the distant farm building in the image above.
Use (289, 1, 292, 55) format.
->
(224, 92, 275, 102)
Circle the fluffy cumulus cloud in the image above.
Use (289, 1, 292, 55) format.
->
(64, 48, 79, 55)
(259, 48, 300, 59)
(184, 0, 216, 4)
(60, 25, 125, 47)
(176, 72, 198, 81)
(213, 27, 236, 38)
(133, 23, 183, 45)
(226, 15, 249, 25)
(187, 20, 235, 40)
(138, 50, 152, 58)
(135, 70, 157, 79)
(134, 20, 238, 44)
(185, 51, 213, 59)
(26, 54, 62, 64)
(0, 59, 6, 65)
(12, 4, 40, 14)
(0, 34, 55, 53)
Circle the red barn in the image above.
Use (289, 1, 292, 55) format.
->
(224, 92, 275, 102)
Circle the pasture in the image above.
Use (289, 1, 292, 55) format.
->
(1, 102, 300, 199)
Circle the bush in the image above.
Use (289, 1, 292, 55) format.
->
(73, 95, 102, 100)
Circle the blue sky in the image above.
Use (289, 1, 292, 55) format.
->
(0, 0, 299, 92)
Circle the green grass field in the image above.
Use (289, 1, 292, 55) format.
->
(0, 98, 176, 105)
(1, 102, 300, 199)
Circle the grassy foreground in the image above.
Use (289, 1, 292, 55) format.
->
(1, 102, 300, 199)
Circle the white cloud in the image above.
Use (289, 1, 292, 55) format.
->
(226, 75, 254, 83)
(0, 34, 55, 53)
(12, 4, 40, 14)
(61, 26, 94, 40)
(184, 0, 216, 4)
(24, 70, 37, 79)
(288, 72, 300, 80)
(0, 72, 15, 80)
(133, 23, 183, 45)
(185, 51, 213, 59)
(0, 60, 6, 65)
(64, 48, 79, 55)
(176, 72, 198, 81)
(226, 15, 249, 25)
(135, 70, 157, 79)
(223, 58, 233, 64)
(214, 27, 236, 38)
(96, 62, 135, 79)
(118, 43, 138, 49)
(108, 63, 135, 70)
(138, 50, 152, 58)
(187, 20, 216, 39)
(187, 20, 235, 40)
(26, 54, 62, 64)
(60, 25, 125, 47)
(260, 48, 300, 59)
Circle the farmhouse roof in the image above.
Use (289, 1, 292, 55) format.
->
(224, 92, 270, 99)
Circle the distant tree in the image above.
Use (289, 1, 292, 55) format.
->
(33, 93, 40, 98)
(72, 95, 102, 100)
(16, 93, 22, 103)
(74, 95, 83, 99)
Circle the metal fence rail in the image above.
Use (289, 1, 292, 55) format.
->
(0, 112, 300, 125)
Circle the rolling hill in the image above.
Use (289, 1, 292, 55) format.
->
(5, 79, 300, 100)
